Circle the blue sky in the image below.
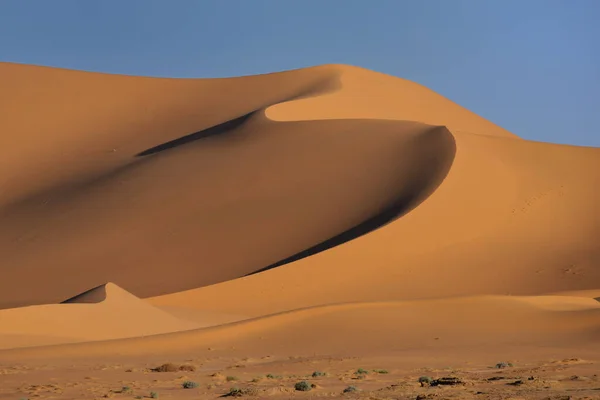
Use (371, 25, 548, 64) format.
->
(1, 1, 598, 147)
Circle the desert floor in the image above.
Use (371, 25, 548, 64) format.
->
(2, 354, 599, 399)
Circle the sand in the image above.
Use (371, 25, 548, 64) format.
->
(0, 62, 598, 399)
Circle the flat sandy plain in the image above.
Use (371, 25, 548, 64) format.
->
(0, 62, 599, 399)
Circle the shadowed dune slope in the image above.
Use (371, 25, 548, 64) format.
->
(0, 62, 469, 309)
(0, 283, 198, 350)
(61, 283, 113, 304)
(0, 117, 455, 309)
(2, 295, 599, 361)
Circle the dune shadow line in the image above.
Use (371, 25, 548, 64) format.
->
(248, 128, 458, 276)
(136, 112, 255, 157)
(247, 193, 421, 276)
(61, 283, 107, 304)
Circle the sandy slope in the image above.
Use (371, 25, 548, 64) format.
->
(149, 129, 600, 317)
(0, 62, 598, 366)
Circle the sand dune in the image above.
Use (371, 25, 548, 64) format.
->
(0, 283, 198, 350)
(0, 61, 478, 309)
(0, 61, 598, 378)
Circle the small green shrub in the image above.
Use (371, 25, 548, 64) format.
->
(150, 391, 159, 399)
(418, 376, 432, 386)
(225, 387, 242, 397)
(495, 362, 513, 369)
(294, 381, 312, 391)
(373, 369, 388, 374)
(343, 385, 358, 393)
(121, 386, 133, 394)
(356, 368, 368, 375)
(266, 374, 281, 379)
(182, 380, 199, 389)
(312, 371, 326, 377)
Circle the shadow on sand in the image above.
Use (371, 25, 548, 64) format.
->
(248, 128, 457, 276)
(136, 112, 255, 156)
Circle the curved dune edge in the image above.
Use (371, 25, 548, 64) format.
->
(0, 283, 199, 350)
(0, 294, 598, 359)
(245, 116, 456, 276)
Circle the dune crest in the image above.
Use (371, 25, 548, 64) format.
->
(265, 64, 517, 140)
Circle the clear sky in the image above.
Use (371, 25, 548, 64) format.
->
(1, 1, 598, 147)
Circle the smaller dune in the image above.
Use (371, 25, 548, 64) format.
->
(0, 283, 199, 350)
(3, 295, 598, 364)
(546, 289, 600, 301)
